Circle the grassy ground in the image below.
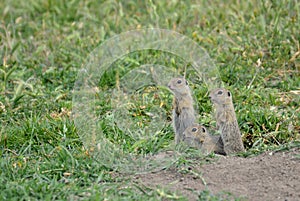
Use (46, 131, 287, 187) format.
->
(1, 0, 299, 200)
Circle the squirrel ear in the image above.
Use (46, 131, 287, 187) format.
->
(185, 80, 188, 85)
(201, 127, 206, 133)
(227, 91, 231, 97)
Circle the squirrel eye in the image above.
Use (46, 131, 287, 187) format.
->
(217, 90, 223, 95)
(227, 91, 231, 97)
(201, 127, 206, 133)
(177, 79, 182, 84)
(191, 128, 197, 132)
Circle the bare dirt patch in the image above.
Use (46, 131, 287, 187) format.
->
(134, 147, 300, 200)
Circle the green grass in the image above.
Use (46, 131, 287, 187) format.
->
(1, 0, 299, 200)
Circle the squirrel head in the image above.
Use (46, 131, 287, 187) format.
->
(209, 88, 232, 106)
(183, 123, 207, 143)
(168, 77, 190, 96)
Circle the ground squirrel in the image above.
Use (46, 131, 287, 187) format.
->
(168, 77, 196, 144)
(209, 88, 245, 154)
(183, 123, 226, 155)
